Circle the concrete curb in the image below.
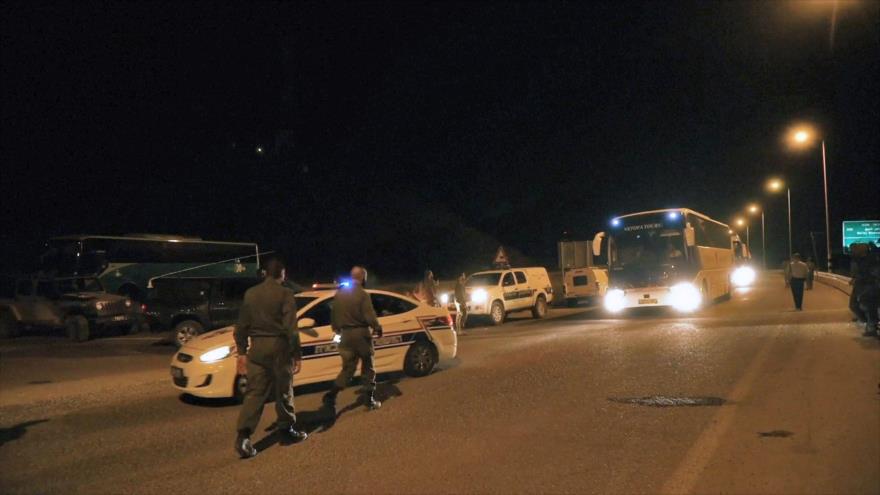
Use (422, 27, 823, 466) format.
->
(815, 271, 852, 296)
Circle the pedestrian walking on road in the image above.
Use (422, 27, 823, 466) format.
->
(323, 266, 384, 411)
(787, 253, 809, 311)
(805, 257, 816, 290)
(782, 259, 791, 288)
(849, 243, 871, 324)
(234, 257, 307, 459)
(454, 272, 468, 335)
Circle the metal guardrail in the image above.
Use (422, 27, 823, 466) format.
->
(815, 271, 852, 296)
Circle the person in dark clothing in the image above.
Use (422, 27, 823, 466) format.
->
(849, 243, 870, 323)
(323, 266, 384, 411)
(805, 257, 816, 290)
(787, 253, 809, 311)
(233, 258, 307, 459)
(454, 272, 468, 335)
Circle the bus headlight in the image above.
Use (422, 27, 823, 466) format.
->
(199, 346, 232, 363)
(670, 283, 702, 312)
(471, 289, 488, 304)
(731, 266, 756, 287)
(604, 289, 626, 313)
(439, 293, 450, 305)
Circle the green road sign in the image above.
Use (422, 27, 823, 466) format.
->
(842, 220, 880, 252)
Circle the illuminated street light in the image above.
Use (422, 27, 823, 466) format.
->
(767, 178, 792, 258)
(784, 123, 832, 270)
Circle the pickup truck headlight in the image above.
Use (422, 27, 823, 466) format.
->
(471, 289, 488, 304)
(439, 293, 450, 305)
(199, 346, 232, 363)
(95, 301, 104, 311)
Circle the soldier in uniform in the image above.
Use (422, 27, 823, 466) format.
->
(323, 266, 383, 410)
(233, 257, 307, 459)
(454, 272, 468, 335)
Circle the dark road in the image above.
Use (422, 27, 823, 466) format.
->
(1, 273, 877, 494)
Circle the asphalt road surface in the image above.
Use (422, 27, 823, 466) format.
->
(1, 273, 877, 494)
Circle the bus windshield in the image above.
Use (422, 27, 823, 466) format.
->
(613, 229, 686, 268)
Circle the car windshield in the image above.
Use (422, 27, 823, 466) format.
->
(57, 277, 103, 293)
(466, 273, 501, 287)
(612, 229, 686, 268)
(294, 296, 318, 309)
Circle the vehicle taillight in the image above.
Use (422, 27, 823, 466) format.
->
(140, 304, 147, 312)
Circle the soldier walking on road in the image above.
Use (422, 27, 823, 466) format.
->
(454, 273, 468, 335)
(233, 257, 307, 459)
(787, 253, 809, 311)
(323, 266, 383, 411)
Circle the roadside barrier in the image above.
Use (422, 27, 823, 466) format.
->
(815, 271, 852, 296)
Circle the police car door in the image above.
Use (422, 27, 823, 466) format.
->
(513, 270, 532, 309)
(501, 272, 520, 310)
(369, 292, 421, 373)
(297, 297, 341, 383)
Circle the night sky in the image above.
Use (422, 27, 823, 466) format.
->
(2, 1, 878, 279)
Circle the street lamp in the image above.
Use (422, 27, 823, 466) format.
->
(767, 178, 792, 258)
(735, 217, 750, 251)
(748, 203, 766, 270)
(786, 125, 832, 271)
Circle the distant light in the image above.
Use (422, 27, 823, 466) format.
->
(728, 229, 734, 234)
(255, 146, 264, 155)
(767, 178, 784, 192)
(794, 130, 809, 143)
(736, 218, 745, 227)
(168, 239, 180, 243)
(748, 204, 760, 214)
(667, 211, 679, 220)
(611, 218, 621, 227)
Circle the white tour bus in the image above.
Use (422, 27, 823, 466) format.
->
(602, 208, 733, 313)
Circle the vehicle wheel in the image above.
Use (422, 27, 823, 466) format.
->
(233, 373, 248, 402)
(65, 315, 90, 342)
(0, 311, 21, 339)
(403, 340, 437, 377)
(532, 295, 548, 319)
(174, 320, 203, 347)
(566, 298, 578, 308)
(489, 300, 506, 326)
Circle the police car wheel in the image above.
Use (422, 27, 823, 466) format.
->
(403, 341, 436, 377)
(490, 301, 505, 326)
(0, 312, 21, 339)
(174, 320, 203, 347)
(532, 295, 548, 319)
(233, 374, 248, 402)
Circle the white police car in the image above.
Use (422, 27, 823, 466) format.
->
(170, 289, 457, 400)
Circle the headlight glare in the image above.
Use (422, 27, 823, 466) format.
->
(731, 266, 756, 287)
(604, 289, 626, 313)
(439, 293, 450, 305)
(669, 283, 702, 312)
(199, 346, 232, 363)
(95, 301, 104, 311)
(471, 289, 488, 304)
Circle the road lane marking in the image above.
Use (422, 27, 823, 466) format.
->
(659, 324, 782, 494)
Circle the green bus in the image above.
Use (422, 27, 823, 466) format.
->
(40, 235, 261, 301)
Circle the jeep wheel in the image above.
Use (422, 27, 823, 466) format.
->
(532, 295, 548, 319)
(65, 315, 91, 342)
(489, 300, 505, 326)
(0, 311, 21, 339)
(175, 320, 203, 347)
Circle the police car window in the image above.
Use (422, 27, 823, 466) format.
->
(15, 279, 33, 296)
(304, 298, 333, 327)
(294, 296, 318, 310)
(502, 273, 515, 287)
(573, 275, 588, 286)
(371, 293, 417, 317)
(36, 281, 57, 298)
(514, 272, 527, 284)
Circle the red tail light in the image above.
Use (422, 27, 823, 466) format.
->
(140, 304, 147, 312)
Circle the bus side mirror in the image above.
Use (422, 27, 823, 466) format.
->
(592, 232, 605, 257)
(685, 227, 696, 247)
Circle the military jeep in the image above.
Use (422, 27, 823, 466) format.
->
(0, 275, 144, 341)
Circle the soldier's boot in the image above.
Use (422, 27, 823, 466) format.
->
(283, 427, 308, 443)
(365, 390, 382, 410)
(322, 386, 341, 408)
(235, 432, 257, 459)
